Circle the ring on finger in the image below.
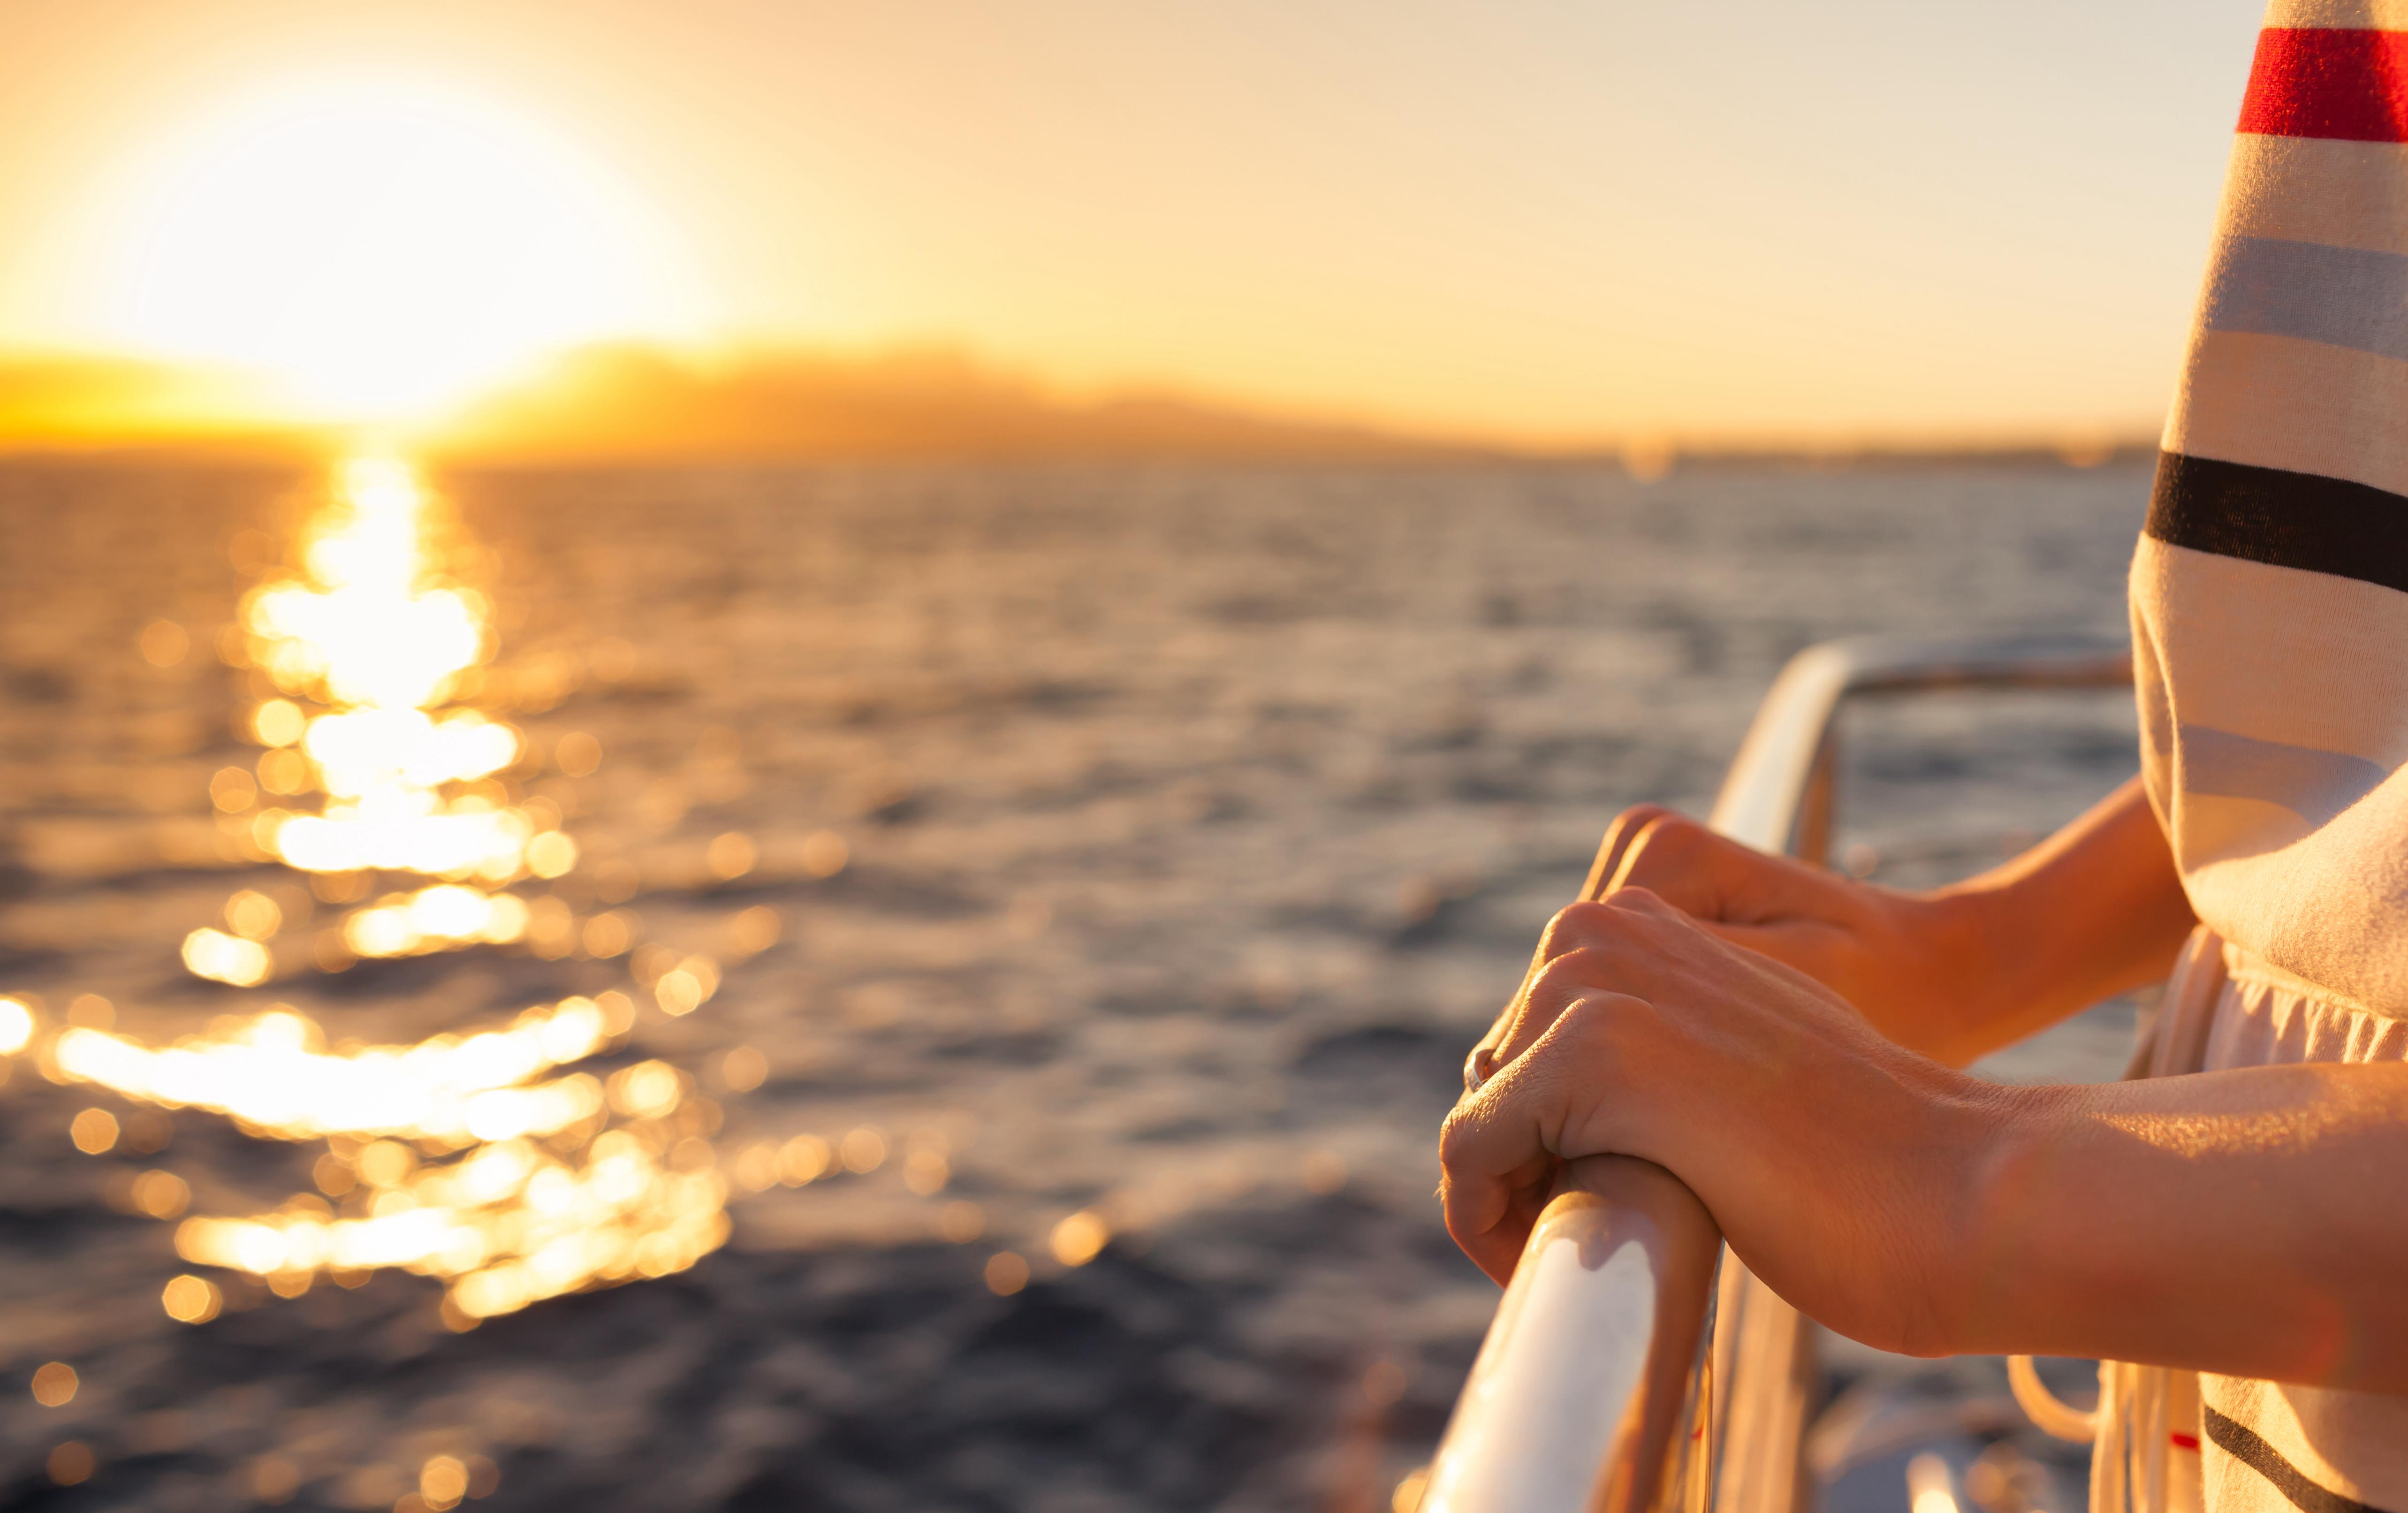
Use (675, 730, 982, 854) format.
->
(1462, 1046, 1496, 1094)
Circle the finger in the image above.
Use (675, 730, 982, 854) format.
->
(1580, 805, 1677, 902)
(1441, 993, 1635, 1282)
(1474, 807, 1766, 1095)
(1694, 917, 1843, 979)
(1608, 882, 1849, 997)
(1608, 886, 1789, 975)
(1462, 1042, 1494, 1096)
(1487, 942, 1625, 1071)
(1604, 814, 1759, 918)
(1439, 1094, 1557, 1282)
(1464, 1001, 1519, 1092)
(1612, 817, 1834, 929)
(1466, 897, 1627, 1078)
(1489, 810, 1702, 1063)
(1485, 895, 1702, 1074)
(1440, 1149, 1555, 1285)
(1602, 884, 1678, 917)
(1607, 888, 1858, 1016)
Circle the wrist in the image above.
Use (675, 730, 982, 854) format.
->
(1838, 882, 2013, 1062)
(1803, 1058, 2009, 1358)
(1922, 1079, 2065, 1356)
(1913, 875, 2036, 1047)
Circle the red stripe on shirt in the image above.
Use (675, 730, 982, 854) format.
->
(2239, 28, 2408, 142)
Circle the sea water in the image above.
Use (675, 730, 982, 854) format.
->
(0, 458, 2150, 1511)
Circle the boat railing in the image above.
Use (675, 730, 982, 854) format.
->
(1417, 632, 2130, 1513)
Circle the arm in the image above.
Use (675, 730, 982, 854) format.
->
(1439, 890, 2408, 1391)
(1471, 776, 2195, 1071)
(1927, 774, 2200, 1060)
(1966, 1063, 2408, 1385)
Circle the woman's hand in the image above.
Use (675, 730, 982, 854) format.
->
(1464, 778, 2195, 1077)
(1440, 887, 2408, 1390)
(1441, 887, 1996, 1354)
(1469, 803, 1990, 1071)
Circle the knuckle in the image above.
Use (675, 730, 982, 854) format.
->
(1610, 885, 1673, 917)
(1437, 1106, 1479, 1164)
(1530, 944, 1615, 998)
(1558, 991, 1616, 1035)
(1556, 991, 1642, 1055)
(1610, 885, 1696, 943)
(1541, 900, 1616, 955)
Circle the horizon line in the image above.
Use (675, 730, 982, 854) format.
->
(0, 340, 2167, 467)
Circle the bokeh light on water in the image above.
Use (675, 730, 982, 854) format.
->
(20, 454, 771, 1331)
(233, 455, 568, 907)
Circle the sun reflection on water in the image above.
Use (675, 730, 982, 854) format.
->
(53, 999, 615, 1143)
(211, 456, 573, 967)
(170, 1057, 730, 1324)
(27, 454, 760, 1325)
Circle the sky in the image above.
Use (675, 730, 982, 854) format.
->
(0, 0, 2270, 448)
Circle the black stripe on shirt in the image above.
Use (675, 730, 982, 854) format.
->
(2203, 1405, 2397, 1513)
(2147, 452, 2408, 596)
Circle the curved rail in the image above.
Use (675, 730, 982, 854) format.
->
(1418, 1158, 1720, 1513)
(1420, 633, 2130, 1513)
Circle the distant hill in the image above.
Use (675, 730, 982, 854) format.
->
(0, 351, 317, 458)
(429, 344, 1471, 464)
(0, 342, 1472, 464)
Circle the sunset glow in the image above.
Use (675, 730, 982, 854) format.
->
(0, 4, 2266, 452)
(74, 77, 705, 419)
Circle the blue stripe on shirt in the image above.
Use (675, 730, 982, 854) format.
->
(2180, 721, 2390, 829)
(2201, 235, 2408, 365)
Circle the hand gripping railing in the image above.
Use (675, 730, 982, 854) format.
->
(1419, 633, 2131, 1513)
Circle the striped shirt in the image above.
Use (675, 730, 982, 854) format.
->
(2124, 4, 2408, 1512)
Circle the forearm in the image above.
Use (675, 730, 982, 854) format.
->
(1910, 776, 2196, 1065)
(1938, 1060, 2408, 1390)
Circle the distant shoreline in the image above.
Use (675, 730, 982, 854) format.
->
(0, 343, 2160, 474)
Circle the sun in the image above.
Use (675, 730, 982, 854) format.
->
(79, 75, 707, 421)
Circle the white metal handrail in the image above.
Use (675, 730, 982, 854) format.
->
(1417, 1157, 1719, 1513)
(1421, 632, 2130, 1513)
